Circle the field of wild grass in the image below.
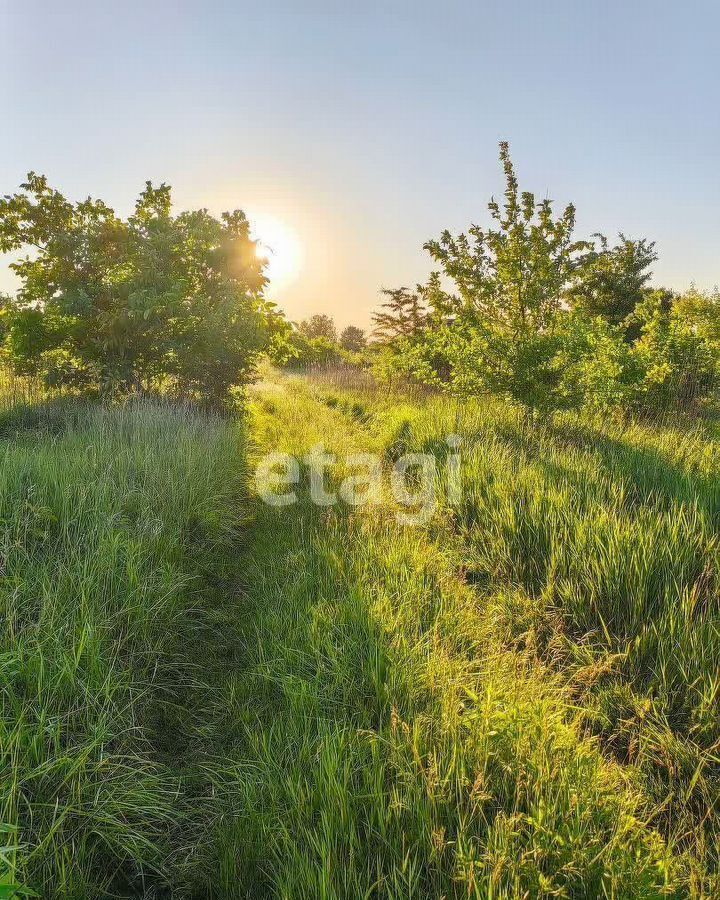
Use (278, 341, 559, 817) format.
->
(3, 366, 720, 897)
(0, 393, 248, 896)
(229, 369, 720, 897)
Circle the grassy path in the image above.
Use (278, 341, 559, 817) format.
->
(205, 370, 691, 898)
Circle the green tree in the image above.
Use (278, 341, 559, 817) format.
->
(0, 174, 280, 404)
(299, 313, 337, 342)
(423, 142, 592, 416)
(372, 287, 429, 342)
(339, 325, 366, 351)
(567, 234, 657, 338)
(673, 285, 720, 356)
(369, 285, 453, 385)
(629, 289, 717, 410)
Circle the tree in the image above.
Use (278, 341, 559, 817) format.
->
(567, 234, 657, 339)
(339, 325, 366, 351)
(422, 142, 592, 416)
(277, 332, 341, 368)
(669, 286, 720, 400)
(673, 285, 720, 354)
(299, 313, 337, 342)
(629, 289, 717, 410)
(0, 174, 281, 404)
(372, 287, 429, 342)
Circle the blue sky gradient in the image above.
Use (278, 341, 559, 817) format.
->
(3, 0, 718, 327)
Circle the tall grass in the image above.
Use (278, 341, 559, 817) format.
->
(395, 395, 720, 876)
(208, 372, 700, 897)
(5, 366, 719, 896)
(0, 397, 247, 897)
(0, 369, 56, 412)
(301, 374, 720, 893)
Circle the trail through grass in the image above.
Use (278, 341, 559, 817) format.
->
(210, 371, 698, 898)
(4, 371, 719, 897)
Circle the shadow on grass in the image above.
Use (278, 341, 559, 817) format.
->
(488, 418, 720, 522)
(0, 396, 96, 438)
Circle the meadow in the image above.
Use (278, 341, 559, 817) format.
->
(0, 391, 248, 897)
(2, 365, 720, 897)
(2, 10, 719, 891)
(225, 368, 720, 898)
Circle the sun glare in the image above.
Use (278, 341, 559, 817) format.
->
(251, 214, 303, 292)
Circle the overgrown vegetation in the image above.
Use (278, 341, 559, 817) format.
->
(203, 370, 720, 897)
(0, 176, 284, 405)
(369, 143, 720, 418)
(0, 397, 247, 896)
(2, 145, 720, 898)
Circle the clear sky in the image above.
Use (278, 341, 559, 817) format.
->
(2, 0, 719, 329)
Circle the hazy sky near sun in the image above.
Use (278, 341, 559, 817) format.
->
(2, 0, 719, 328)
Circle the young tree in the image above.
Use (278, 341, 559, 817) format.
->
(422, 142, 592, 416)
(339, 325, 366, 351)
(567, 234, 657, 339)
(372, 287, 429, 342)
(0, 174, 280, 404)
(299, 313, 337, 342)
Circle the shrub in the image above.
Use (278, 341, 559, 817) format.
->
(629, 289, 718, 411)
(0, 175, 283, 405)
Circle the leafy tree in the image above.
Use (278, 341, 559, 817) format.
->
(673, 285, 720, 359)
(629, 289, 717, 410)
(369, 285, 455, 385)
(552, 312, 638, 410)
(561, 287, 719, 414)
(372, 287, 430, 342)
(422, 142, 592, 416)
(369, 144, 718, 418)
(339, 325, 366, 351)
(299, 313, 337, 342)
(567, 234, 657, 338)
(0, 174, 280, 404)
(277, 330, 341, 368)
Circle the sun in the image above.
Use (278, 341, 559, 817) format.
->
(251, 213, 303, 292)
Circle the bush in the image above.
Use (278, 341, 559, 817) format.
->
(0, 175, 283, 405)
(628, 290, 718, 411)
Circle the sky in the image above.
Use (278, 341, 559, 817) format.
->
(2, 0, 719, 329)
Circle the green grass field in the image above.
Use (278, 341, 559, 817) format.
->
(0, 397, 249, 897)
(3, 369, 720, 897)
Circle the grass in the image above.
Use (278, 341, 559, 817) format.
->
(0, 396, 248, 897)
(3, 368, 720, 896)
(390, 391, 720, 880)
(202, 371, 708, 897)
